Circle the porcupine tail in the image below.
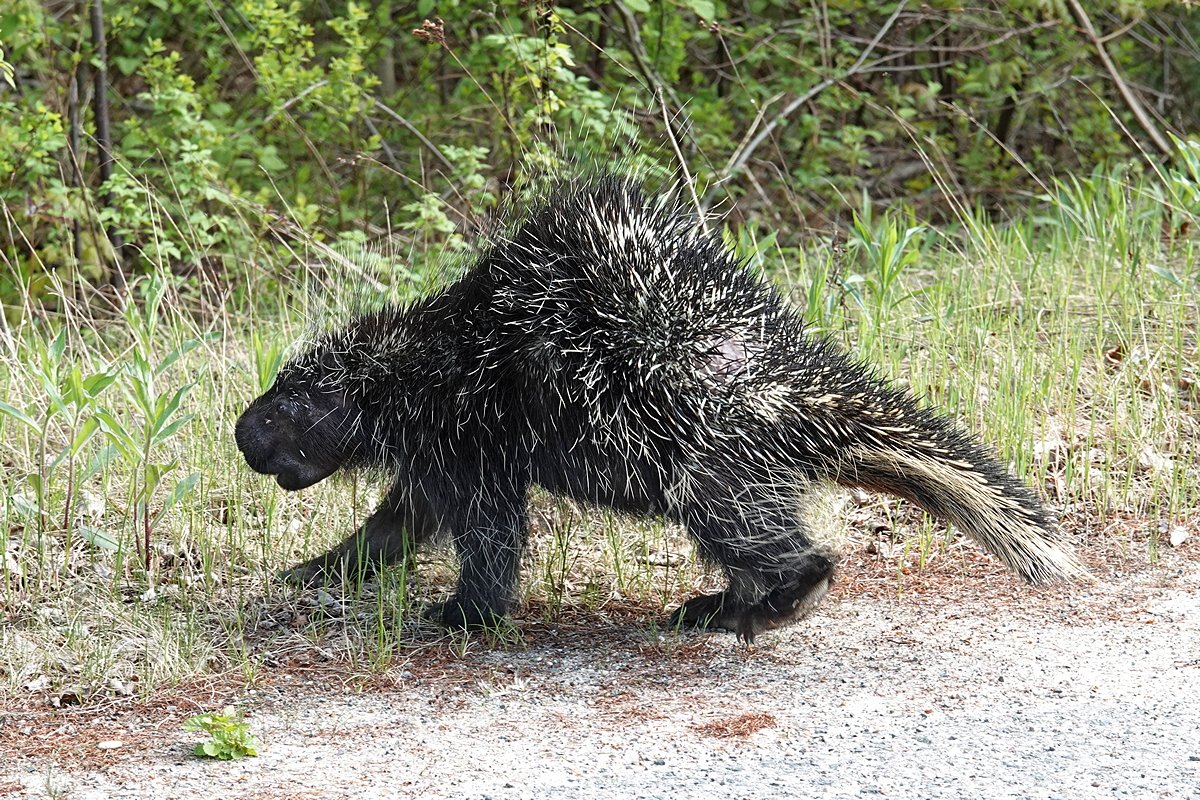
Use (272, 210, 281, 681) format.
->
(819, 388, 1089, 584)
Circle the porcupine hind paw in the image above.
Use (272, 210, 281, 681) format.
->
(735, 564, 834, 644)
(669, 590, 752, 633)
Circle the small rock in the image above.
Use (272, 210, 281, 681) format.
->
(23, 674, 50, 692)
(1137, 444, 1172, 473)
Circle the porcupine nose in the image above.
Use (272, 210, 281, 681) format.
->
(234, 400, 275, 472)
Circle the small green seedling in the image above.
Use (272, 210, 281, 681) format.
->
(184, 706, 260, 760)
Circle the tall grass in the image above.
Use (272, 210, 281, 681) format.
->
(1, 165, 1197, 704)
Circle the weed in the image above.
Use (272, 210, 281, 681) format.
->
(184, 706, 261, 760)
(93, 278, 208, 574)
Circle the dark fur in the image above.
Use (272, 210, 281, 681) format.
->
(235, 177, 1082, 643)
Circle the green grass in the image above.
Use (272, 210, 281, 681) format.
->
(1, 168, 1197, 705)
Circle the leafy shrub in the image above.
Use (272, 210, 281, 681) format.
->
(1, 0, 1197, 301)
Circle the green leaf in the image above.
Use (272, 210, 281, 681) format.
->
(49, 329, 67, 360)
(113, 56, 142, 75)
(0, 400, 39, 429)
(83, 370, 118, 398)
(258, 146, 286, 172)
(158, 472, 200, 518)
(151, 413, 195, 448)
(1147, 263, 1182, 286)
(142, 461, 178, 496)
(61, 366, 85, 407)
(73, 415, 102, 451)
(152, 383, 195, 430)
(154, 336, 208, 378)
(8, 493, 40, 521)
(37, 370, 65, 416)
(47, 414, 100, 472)
(79, 525, 120, 552)
(680, 0, 716, 20)
(94, 410, 137, 454)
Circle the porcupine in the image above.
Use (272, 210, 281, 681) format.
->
(234, 176, 1087, 643)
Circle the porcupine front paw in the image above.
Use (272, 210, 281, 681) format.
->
(424, 596, 511, 631)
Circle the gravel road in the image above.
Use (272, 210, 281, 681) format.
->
(4, 558, 1198, 800)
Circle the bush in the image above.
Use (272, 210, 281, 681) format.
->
(0, 0, 1197, 301)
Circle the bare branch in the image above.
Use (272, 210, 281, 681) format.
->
(372, 99, 457, 176)
(1064, 0, 1173, 157)
(705, 1, 909, 209)
(90, 0, 125, 287)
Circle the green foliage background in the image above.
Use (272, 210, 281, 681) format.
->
(1, 0, 1199, 296)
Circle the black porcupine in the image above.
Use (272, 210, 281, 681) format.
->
(235, 176, 1087, 642)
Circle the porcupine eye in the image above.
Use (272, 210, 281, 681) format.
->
(269, 393, 300, 425)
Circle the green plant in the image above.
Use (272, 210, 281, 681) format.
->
(0, 329, 117, 553)
(93, 278, 207, 572)
(250, 329, 286, 395)
(1162, 136, 1200, 231)
(184, 706, 260, 760)
(844, 202, 929, 334)
(0, 44, 14, 88)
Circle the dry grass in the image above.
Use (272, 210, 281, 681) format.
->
(692, 712, 778, 739)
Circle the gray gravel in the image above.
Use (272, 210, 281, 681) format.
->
(5, 560, 1199, 800)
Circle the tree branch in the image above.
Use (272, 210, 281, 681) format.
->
(90, 0, 125, 287)
(705, 1, 909, 209)
(372, 99, 456, 176)
(1064, 0, 1173, 157)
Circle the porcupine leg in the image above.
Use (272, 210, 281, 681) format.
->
(280, 478, 439, 587)
(732, 553, 834, 643)
(672, 486, 834, 643)
(429, 483, 529, 630)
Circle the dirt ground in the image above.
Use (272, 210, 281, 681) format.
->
(2, 549, 1198, 800)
